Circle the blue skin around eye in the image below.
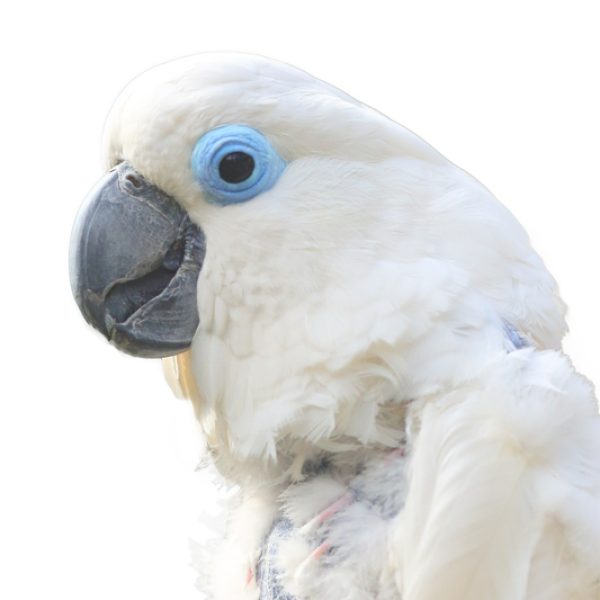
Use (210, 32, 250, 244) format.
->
(191, 124, 287, 205)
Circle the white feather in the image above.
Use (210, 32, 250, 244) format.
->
(103, 53, 599, 599)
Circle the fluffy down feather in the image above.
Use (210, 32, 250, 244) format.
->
(104, 53, 598, 599)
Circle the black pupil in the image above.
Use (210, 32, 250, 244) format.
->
(218, 152, 255, 184)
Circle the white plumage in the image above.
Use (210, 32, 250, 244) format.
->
(104, 53, 600, 599)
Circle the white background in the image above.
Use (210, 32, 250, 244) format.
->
(1, 1, 599, 598)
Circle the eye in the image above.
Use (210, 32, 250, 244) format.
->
(218, 152, 255, 183)
(191, 124, 286, 205)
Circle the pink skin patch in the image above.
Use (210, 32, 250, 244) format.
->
(383, 446, 405, 465)
(299, 492, 353, 537)
(317, 493, 353, 524)
(304, 446, 405, 561)
(311, 542, 332, 560)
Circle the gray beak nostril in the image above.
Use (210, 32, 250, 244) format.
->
(124, 173, 143, 188)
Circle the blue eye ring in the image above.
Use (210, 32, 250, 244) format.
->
(191, 124, 286, 205)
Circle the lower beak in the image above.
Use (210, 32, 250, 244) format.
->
(69, 162, 205, 358)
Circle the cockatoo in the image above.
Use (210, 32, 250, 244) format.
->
(69, 53, 600, 600)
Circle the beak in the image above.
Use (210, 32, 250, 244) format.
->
(69, 162, 205, 358)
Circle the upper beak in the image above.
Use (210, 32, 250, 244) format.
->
(69, 162, 205, 358)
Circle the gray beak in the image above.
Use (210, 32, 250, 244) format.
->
(69, 162, 205, 358)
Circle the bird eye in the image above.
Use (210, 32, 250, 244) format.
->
(191, 124, 286, 205)
(218, 152, 255, 184)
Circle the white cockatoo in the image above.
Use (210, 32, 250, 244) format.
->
(70, 53, 600, 600)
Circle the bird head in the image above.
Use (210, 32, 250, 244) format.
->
(70, 53, 565, 461)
